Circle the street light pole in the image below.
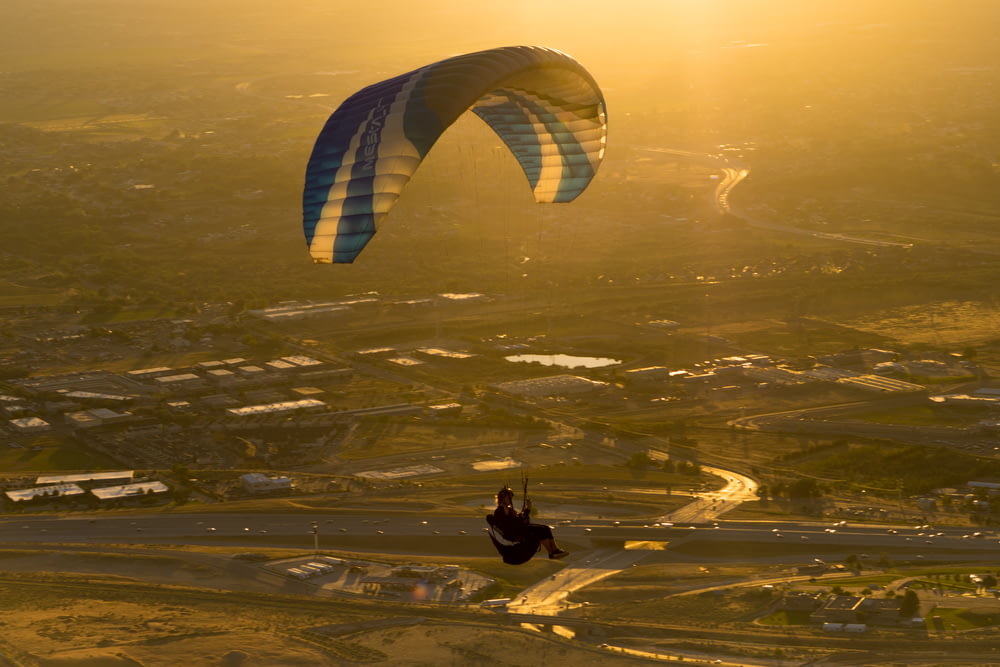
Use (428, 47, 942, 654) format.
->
(311, 521, 319, 554)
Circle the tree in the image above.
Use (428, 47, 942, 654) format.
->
(679, 461, 701, 476)
(627, 451, 655, 468)
(788, 478, 822, 500)
(172, 487, 191, 505)
(899, 589, 920, 617)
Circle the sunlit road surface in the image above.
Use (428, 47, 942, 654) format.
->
(638, 145, 748, 215)
(509, 465, 758, 614)
(663, 465, 758, 524)
(510, 548, 648, 615)
(602, 644, 766, 666)
(638, 145, 912, 249)
(714, 166, 749, 214)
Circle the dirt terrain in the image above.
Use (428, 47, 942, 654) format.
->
(0, 548, 641, 666)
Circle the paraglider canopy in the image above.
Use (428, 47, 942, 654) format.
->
(302, 46, 608, 264)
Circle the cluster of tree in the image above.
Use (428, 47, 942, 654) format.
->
(664, 460, 702, 476)
(472, 405, 548, 430)
(802, 443, 1000, 496)
(757, 477, 824, 501)
(844, 553, 888, 571)
(774, 439, 847, 464)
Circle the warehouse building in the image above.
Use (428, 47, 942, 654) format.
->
(91, 481, 169, 500)
(241, 473, 293, 494)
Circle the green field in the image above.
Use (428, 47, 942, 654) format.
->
(0, 438, 119, 473)
(931, 606, 1000, 632)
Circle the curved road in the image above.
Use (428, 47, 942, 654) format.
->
(639, 145, 913, 249)
(515, 464, 756, 613)
(662, 464, 758, 524)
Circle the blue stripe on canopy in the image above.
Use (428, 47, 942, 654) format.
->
(302, 46, 606, 264)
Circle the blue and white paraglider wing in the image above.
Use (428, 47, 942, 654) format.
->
(302, 46, 607, 264)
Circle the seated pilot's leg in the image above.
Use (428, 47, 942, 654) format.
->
(526, 523, 569, 559)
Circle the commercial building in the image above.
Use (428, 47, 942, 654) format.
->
(241, 472, 293, 493)
(91, 481, 169, 500)
(65, 408, 135, 429)
(5, 483, 86, 502)
(225, 398, 326, 417)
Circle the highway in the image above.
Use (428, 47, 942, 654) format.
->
(3, 504, 998, 648)
(0, 454, 994, 622)
(0, 512, 486, 549)
(1, 511, 995, 560)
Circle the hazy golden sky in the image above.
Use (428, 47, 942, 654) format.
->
(5, 0, 998, 164)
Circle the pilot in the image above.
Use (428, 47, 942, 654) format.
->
(486, 486, 568, 564)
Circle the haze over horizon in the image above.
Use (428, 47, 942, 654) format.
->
(5, 0, 1000, 283)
